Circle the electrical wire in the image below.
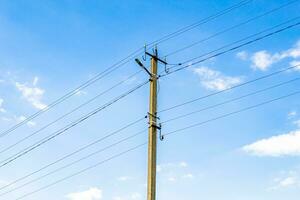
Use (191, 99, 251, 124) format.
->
(0, 129, 147, 197)
(165, 0, 299, 57)
(0, 118, 146, 192)
(0, 47, 144, 139)
(3, 77, 299, 194)
(0, 80, 149, 168)
(164, 91, 300, 137)
(161, 17, 300, 76)
(11, 89, 300, 200)
(13, 142, 147, 200)
(147, 0, 253, 47)
(0, 70, 143, 155)
(0, 1, 253, 139)
(161, 78, 300, 124)
(158, 63, 300, 113)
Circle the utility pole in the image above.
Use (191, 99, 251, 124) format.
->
(135, 47, 167, 200)
(147, 49, 158, 200)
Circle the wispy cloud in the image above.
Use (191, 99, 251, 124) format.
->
(293, 120, 300, 128)
(15, 77, 47, 110)
(182, 173, 194, 179)
(251, 50, 281, 71)
(288, 110, 297, 119)
(66, 187, 102, 200)
(14, 115, 36, 127)
(0, 98, 6, 113)
(236, 51, 248, 60)
(238, 40, 300, 71)
(242, 130, 300, 157)
(193, 66, 243, 91)
(113, 192, 142, 200)
(117, 176, 132, 182)
(268, 170, 300, 191)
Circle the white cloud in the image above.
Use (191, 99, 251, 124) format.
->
(182, 173, 194, 179)
(131, 192, 141, 200)
(15, 77, 47, 110)
(281, 40, 300, 59)
(243, 130, 300, 157)
(0, 98, 6, 113)
(117, 176, 132, 182)
(168, 177, 176, 182)
(290, 60, 300, 71)
(278, 177, 298, 187)
(157, 161, 189, 173)
(251, 51, 280, 71)
(250, 40, 300, 71)
(113, 192, 142, 200)
(33, 76, 39, 86)
(293, 120, 300, 128)
(193, 66, 243, 91)
(66, 187, 102, 200)
(14, 115, 36, 127)
(179, 162, 188, 168)
(288, 110, 297, 119)
(269, 170, 300, 191)
(236, 51, 248, 60)
(74, 89, 87, 96)
(157, 165, 162, 173)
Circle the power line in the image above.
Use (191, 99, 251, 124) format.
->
(0, 117, 146, 192)
(161, 78, 300, 124)
(147, 0, 253, 47)
(11, 89, 300, 200)
(0, 48, 144, 139)
(13, 142, 147, 200)
(0, 129, 147, 197)
(0, 1, 253, 139)
(165, 0, 299, 57)
(0, 70, 142, 155)
(4, 77, 299, 195)
(0, 80, 149, 168)
(158, 64, 300, 113)
(161, 17, 300, 75)
(164, 91, 300, 137)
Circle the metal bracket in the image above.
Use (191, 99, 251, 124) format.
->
(142, 44, 147, 61)
(158, 123, 164, 141)
(147, 112, 160, 120)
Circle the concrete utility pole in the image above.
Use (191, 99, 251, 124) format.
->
(135, 47, 167, 200)
(147, 49, 158, 200)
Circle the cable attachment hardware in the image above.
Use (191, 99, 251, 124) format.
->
(142, 44, 147, 61)
(147, 112, 160, 120)
(164, 57, 170, 74)
(158, 123, 164, 141)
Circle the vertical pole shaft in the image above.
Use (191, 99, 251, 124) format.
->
(147, 51, 158, 200)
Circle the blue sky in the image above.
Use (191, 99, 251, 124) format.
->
(0, 0, 300, 200)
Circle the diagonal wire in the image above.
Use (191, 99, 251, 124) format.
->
(13, 142, 147, 200)
(0, 118, 146, 192)
(165, 0, 299, 57)
(0, 0, 254, 139)
(164, 91, 300, 137)
(161, 78, 300, 123)
(0, 129, 147, 197)
(0, 80, 149, 168)
(158, 64, 300, 113)
(0, 47, 144, 139)
(161, 18, 300, 76)
(0, 70, 142, 155)
(148, 0, 253, 47)
(11, 90, 300, 200)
